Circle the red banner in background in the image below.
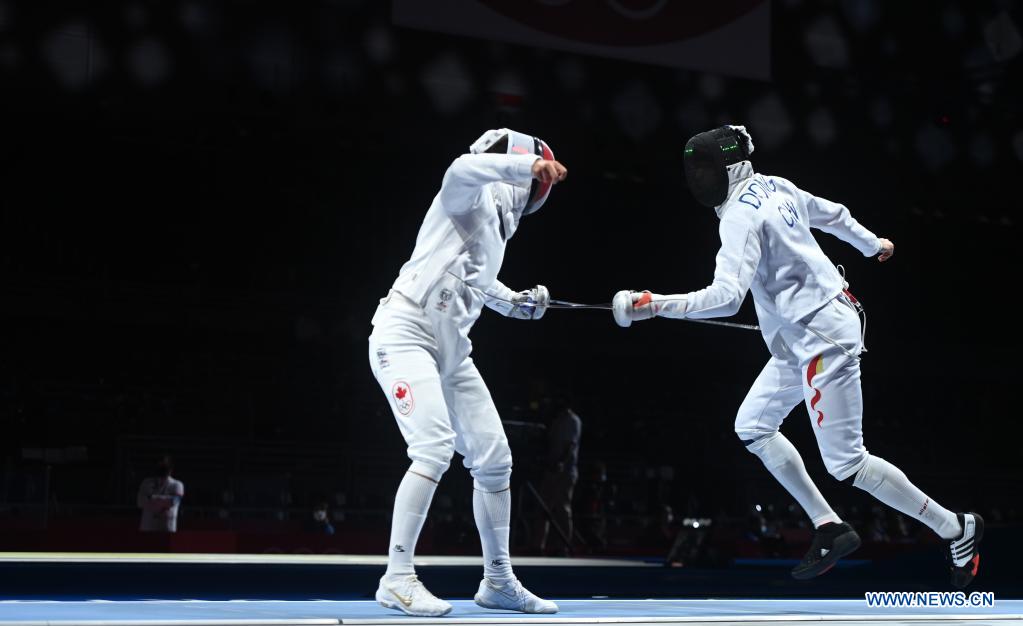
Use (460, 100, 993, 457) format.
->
(393, 0, 771, 80)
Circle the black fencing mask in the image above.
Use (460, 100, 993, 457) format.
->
(684, 126, 752, 208)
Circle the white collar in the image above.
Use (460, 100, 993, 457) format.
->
(715, 161, 755, 219)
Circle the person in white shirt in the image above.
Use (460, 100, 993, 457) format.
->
(613, 125, 982, 588)
(137, 455, 185, 533)
(369, 129, 567, 616)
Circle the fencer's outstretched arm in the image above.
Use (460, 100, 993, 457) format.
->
(439, 153, 540, 212)
(484, 280, 518, 307)
(484, 279, 550, 320)
(798, 188, 881, 257)
(613, 215, 762, 327)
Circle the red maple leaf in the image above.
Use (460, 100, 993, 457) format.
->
(395, 386, 407, 400)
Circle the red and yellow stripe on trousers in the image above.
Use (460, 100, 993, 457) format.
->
(807, 355, 825, 428)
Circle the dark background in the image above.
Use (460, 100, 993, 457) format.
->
(1, 0, 1020, 585)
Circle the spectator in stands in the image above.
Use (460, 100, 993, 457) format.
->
(537, 401, 582, 555)
(136, 455, 185, 533)
(577, 461, 610, 550)
(309, 500, 335, 535)
(639, 504, 678, 553)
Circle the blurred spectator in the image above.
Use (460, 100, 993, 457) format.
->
(639, 505, 678, 553)
(537, 401, 582, 555)
(666, 515, 714, 568)
(308, 500, 335, 535)
(867, 505, 890, 542)
(136, 455, 185, 533)
(577, 461, 610, 551)
(745, 504, 784, 557)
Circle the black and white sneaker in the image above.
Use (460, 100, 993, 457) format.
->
(791, 522, 862, 580)
(948, 513, 984, 589)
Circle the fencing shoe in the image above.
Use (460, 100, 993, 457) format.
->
(948, 513, 984, 589)
(474, 578, 558, 613)
(375, 574, 452, 617)
(792, 521, 861, 580)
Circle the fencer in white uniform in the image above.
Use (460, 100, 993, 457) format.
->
(369, 129, 566, 616)
(613, 125, 983, 588)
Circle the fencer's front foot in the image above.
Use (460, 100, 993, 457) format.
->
(948, 513, 984, 589)
(376, 574, 453, 617)
(791, 522, 861, 580)
(474, 578, 558, 614)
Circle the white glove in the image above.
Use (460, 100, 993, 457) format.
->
(612, 290, 659, 328)
(728, 125, 755, 156)
(507, 285, 550, 320)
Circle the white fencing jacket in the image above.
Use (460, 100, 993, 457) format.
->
(390, 152, 539, 323)
(653, 163, 881, 344)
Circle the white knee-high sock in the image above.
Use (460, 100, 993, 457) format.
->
(747, 432, 841, 528)
(385, 469, 439, 578)
(853, 455, 961, 539)
(473, 487, 515, 584)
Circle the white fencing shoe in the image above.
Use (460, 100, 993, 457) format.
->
(375, 574, 453, 617)
(474, 578, 558, 614)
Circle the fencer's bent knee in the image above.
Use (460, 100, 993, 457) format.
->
(409, 459, 449, 483)
(468, 435, 513, 492)
(407, 438, 455, 481)
(735, 423, 779, 444)
(850, 454, 897, 493)
(823, 448, 868, 482)
(742, 431, 790, 469)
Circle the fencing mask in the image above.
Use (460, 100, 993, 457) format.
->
(683, 125, 754, 208)
(469, 128, 555, 215)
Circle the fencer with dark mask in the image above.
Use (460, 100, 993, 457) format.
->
(612, 125, 982, 588)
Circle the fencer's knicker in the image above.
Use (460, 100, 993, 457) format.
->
(369, 287, 512, 492)
(735, 295, 868, 481)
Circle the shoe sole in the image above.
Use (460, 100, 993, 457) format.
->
(792, 529, 862, 580)
(475, 593, 558, 614)
(376, 589, 452, 617)
(951, 514, 984, 589)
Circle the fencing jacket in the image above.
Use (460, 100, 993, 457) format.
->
(653, 163, 881, 346)
(389, 152, 539, 324)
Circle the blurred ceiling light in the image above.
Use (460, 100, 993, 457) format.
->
(746, 92, 793, 150)
(869, 96, 894, 128)
(676, 99, 711, 135)
(1012, 130, 1023, 162)
(806, 107, 837, 147)
(247, 30, 302, 93)
(42, 22, 108, 90)
(697, 74, 725, 102)
(968, 133, 994, 169)
(612, 80, 662, 141)
(124, 3, 148, 31)
(180, 1, 216, 36)
(941, 5, 965, 38)
(491, 70, 527, 114)
(420, 52, 474, 115)
(128, 38, 171, 87)
(364, 24, 395, 65)
(0, 43, 18, 70)
(984, 12, 1022, 62)
(804, 15, 850, 69)
(555, 57, 585, 93)
(840, 0, 880, 33)
(323, 50, 364, 95)
(915, 124, 957, 172)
